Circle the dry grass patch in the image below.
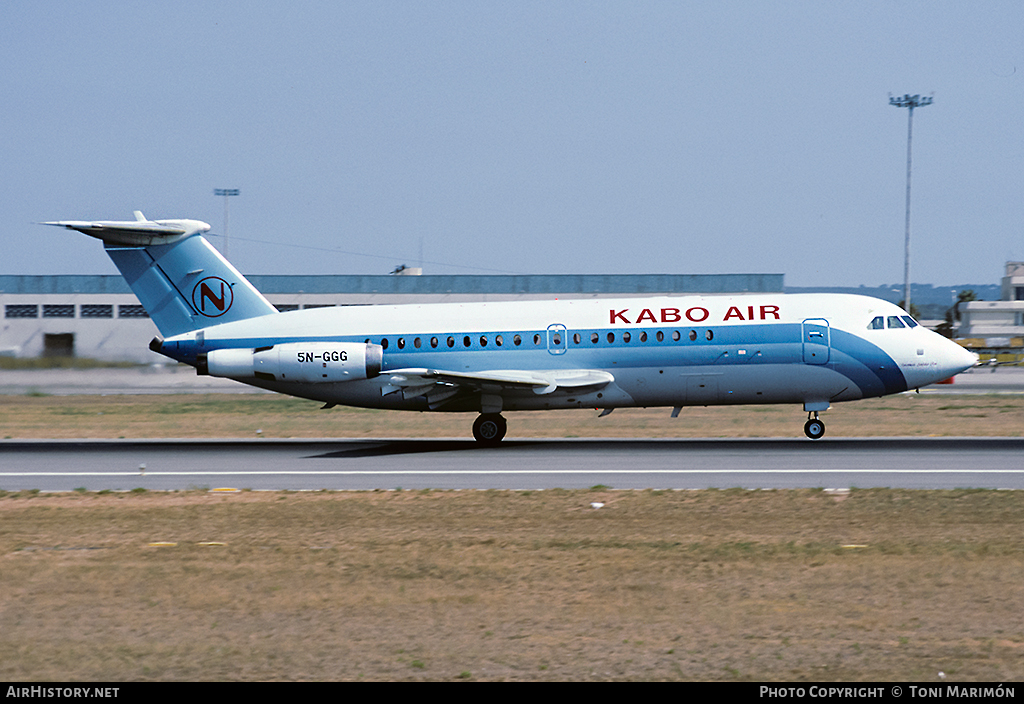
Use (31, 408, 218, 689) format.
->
(0, 393, 1023, 439)
(1, 489, 1022, 680)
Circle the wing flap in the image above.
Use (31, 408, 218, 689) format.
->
(382, 368, 614, 403)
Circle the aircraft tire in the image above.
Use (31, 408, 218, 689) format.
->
(473, 413, 507, 445)
(803, 418, 826, 440)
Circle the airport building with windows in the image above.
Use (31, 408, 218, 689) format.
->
(1, 273, 784, 363)
(957, 262, 1024, 354)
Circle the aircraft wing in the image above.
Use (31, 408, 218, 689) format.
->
(382, 368, 614, 409)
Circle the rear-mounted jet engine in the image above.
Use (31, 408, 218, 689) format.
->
(201, 342, 383, 383)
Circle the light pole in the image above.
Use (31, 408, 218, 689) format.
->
(889, 94, 932, 314)
(213, 188, 240, 257)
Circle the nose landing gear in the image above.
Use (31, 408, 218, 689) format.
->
(803, 412, 825, 440)
(472, 413, 507, 445)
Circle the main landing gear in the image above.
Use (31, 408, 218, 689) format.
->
(472, 413, 507, 445)
(472, 412, 823, 443)
(803, 412, 826, 440)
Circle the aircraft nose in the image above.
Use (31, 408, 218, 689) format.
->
(941, 339, 979, 377)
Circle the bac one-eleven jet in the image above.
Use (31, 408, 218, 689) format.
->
(44, 212, 978, 444)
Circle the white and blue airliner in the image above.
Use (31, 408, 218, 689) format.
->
(44, 213, 978, 444)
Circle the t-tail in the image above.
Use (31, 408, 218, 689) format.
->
(42, 212, 277, 337)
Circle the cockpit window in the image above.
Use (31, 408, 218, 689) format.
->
(887, 316, 906, 329)
(867, 316, 884, 330)
(900, 316, 919, 328)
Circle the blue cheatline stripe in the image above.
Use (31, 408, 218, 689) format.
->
(164, 321, 906, 397)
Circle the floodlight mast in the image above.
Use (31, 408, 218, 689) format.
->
(889, 94, 932, 314)
(213, 188, 240, 257)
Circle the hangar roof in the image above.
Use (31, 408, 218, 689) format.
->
(0, 273, 783, 295)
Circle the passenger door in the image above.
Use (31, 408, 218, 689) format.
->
(802, 319, 830, 365)
(546, 324, 567, 355)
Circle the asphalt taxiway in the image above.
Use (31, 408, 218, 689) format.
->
(2, 437, 1022, 492)
(2, 366, 1022, 492)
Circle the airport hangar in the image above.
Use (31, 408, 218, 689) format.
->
(0, 272, 783, 363)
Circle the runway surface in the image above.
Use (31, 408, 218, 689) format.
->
(2, 437, 1022, 491)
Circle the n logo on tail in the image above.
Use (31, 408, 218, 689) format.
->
(192, 277, 234, 317)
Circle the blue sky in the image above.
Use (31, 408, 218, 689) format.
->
(3, 1, 1022, 286)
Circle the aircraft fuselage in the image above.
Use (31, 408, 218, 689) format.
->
(155, 292, 975, 416)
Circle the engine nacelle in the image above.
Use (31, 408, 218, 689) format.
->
(205, 342, 383, 383)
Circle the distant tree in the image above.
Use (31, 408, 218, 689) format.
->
(897, 300, 922, 320)
(953, 289, 978, 320)
(936, 290, 978, 338)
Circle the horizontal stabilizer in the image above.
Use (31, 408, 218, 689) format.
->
(42, 215, 211, 246)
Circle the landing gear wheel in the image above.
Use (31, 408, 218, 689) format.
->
(804, 418, 825, 440)
(472, 413, 507, 445)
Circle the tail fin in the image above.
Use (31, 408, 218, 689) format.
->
(43, 214, 277, 336)
(106, 236, 278, 337)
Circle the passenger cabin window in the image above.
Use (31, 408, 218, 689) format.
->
(591, 332, 599, 344)
(867, 316, 884, 330)
(656, 331, 664, 342)
(495, 335, 503, 346)
(887, 316, 906, 329)
(513, 334, 522, 346)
